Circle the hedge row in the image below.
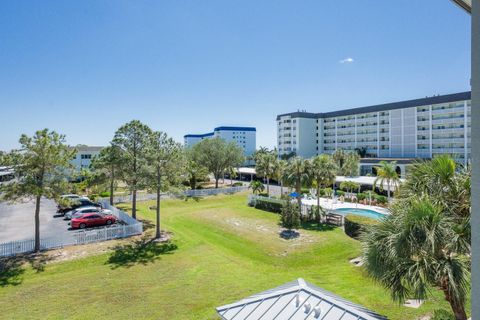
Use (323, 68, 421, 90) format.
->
(344, 214, 379, 239)
(253, 198, 285, 213)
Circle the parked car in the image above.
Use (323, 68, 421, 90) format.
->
(58, 198, 101, 214)
(59, 194, 89, 202)
(71, 213, 117, 229)
(64, 207, 112, 220)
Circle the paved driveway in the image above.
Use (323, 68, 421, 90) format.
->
(0, 198, 75, 243)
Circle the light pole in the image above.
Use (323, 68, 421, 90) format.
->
(449, 2, 477, 319)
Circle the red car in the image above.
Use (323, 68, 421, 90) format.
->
(71, 213, 117, 229)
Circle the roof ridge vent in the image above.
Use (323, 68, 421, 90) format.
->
(313, 306, 322, 318)
(295, 294, 304, 307)
(304, 302, 312, 313)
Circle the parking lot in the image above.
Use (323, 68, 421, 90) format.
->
(0, 198, 120, 243)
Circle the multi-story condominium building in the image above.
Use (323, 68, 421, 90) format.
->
(277, 91, 471, 164)
(184, 126, 257, 162)
(70, 145, 103, 171)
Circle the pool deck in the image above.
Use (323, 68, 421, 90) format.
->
(301, 197, 390, 215)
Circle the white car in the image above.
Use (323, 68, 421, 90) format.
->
(64, 207, 112, 220)
(60, 194, 89, 201)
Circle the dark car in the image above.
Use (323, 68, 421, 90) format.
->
(57, 198, 102, 214)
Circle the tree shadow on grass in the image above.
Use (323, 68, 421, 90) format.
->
(279, 229, 300, 239)
(0, 258, 24, 287)
(137, 218, 155, 232)
(184, 196, 202, 202)
(106, 237, 177, 269)
(0, 253, 53, 287)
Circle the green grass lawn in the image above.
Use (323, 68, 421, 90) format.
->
(0, 193, 458, 319)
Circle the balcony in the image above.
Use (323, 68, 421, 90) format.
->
(336, 132, 355, 137)
(431, 148, 466, 154)
(416, 110, 430, 117)
(431, 105, 465, 114)
(431, 117, 465, 125)
(431, 138, 465, 144)
(431, 127, 465, 133)
(356, 132, 377, 138)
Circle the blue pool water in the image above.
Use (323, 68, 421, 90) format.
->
(334, 208, 387, 220)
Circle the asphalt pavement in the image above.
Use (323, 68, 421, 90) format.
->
(0, 198, 75, 242)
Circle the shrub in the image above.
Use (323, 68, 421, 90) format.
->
(254, 198, 285, 213)
(232, 182, 243, 187)
(281, 200, 300, 230)
(301, 188, 310, 194)
(431, 309, 455, 320)
(88, 194, 99, 201)
(99, 191, 111, 198)
(258, 192, 269, 197)
(356, 193, 366, 201)
(336, 190, 345, 197)
(323, 187, 333, 197)
(344, 214, 379, 239)
(374, 194, 388, 204)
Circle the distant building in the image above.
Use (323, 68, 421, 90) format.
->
(277, 91, 471, 164)
(183, 132, 215, 147)
(0, 166, 15, 184)
(70, 145, 103, 171)
(184, 126, 256, 163)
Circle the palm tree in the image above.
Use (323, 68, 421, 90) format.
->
(339, 180, 360, 200)
(398, 155, 471, 253)
(252, 146, 269, 162)
(363, 196, 470, 320)
(309, 154, 337, 220)
(332, 149, 347, 174)
(273, 159, 288, 196)
(284, 157, 310, 208)
(373, 161, 400, 201)
(255, 151, 277, 196)
(343, 152, 360, 176)
(249, 180, 265, 195)
(399, 155, 470, 220)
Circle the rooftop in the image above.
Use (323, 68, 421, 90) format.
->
(214, 126, 256, 132)
(277, 91, 471, 120)
(359, 158, 418, 165)
(185, 126, 256, 138)
(72, 145, 104, 152)
(184, 132, 215, 138)
(216, 278, 387, 320)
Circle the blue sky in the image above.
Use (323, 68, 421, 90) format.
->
(0, 0, 471, 150)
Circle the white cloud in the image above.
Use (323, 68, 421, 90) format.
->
(339, 57, 354, 64)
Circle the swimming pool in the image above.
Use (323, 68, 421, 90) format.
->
(334, 208, 387, 220)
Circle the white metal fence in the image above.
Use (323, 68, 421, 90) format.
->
(184, 186, 248, 197)
(72, 223, 143, 245)
(108, 193, 159, 204)
(247, 195, 344, 226)
(0, 221, 144, 257)
(106, 186, 248, 204)
(100, 200, 139, 225)
(0, 202, 143, 257)
(0, 186, 247, 257)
